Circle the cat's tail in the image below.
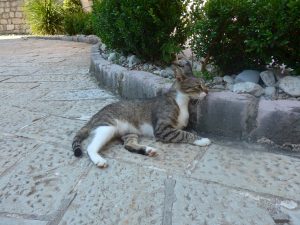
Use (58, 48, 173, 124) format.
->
(72, 125, 90, 157)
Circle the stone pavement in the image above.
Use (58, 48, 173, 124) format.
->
(0, 37, 299, 225)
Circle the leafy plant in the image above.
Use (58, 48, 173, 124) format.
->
(24, 0, 64, 35)
(63, 12, 93, 35)
(63, 0, 82, 13)
(92, 0, 193, 63)
(191, 0, 300, 74)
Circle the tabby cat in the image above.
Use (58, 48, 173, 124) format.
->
(72, 61, 211, 168)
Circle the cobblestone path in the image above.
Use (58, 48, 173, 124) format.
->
(0, 37, 299, 225)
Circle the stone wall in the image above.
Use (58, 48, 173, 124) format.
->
(0, 0, 29, 34)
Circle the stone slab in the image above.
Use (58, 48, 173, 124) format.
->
(0, 217, 48, 225)
(40, 88, 115, 101)
(0, 106, 47, 133)
(15, 116, 85, 146)
(62, 98, 118, 120)
(0, 67, 39, 76)
(250, 99, 300, 145)
(0, 135, 40, 175)
(121, 70, 172, 99)
(173, 176, 275, 225)
(58, 159, 165, 225)
(0, 143, 90, 216)
(0, 82, 39, 90)
(190, 144, 300, 200)
(5, 74, 92, 83)
(190, 91, 258, 138)
(97, 137, 208, 175)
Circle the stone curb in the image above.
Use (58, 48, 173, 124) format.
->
(89, 44, 300, 147)
(26, 34, 100, 44)
(25, 35, 300, 147)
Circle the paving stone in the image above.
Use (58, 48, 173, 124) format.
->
(40, 88, 115, 101)
(0, 135, 40, 175)
(0, 82, 39, 90)
(37, 79, 99, 90)
(173, 176, 275, 225)
(59, 160, 165, 225)
(0, 217, 48, 225)
(0, 67, 39, 76)
(35, 66, 89, 75)
(99, 137, 208, 175)
(5, 74, 91, 82)
(15, 116, 85, 146)
(191, 144, 300, 200)
(0, 75, 13, 82)
(0, 143, 90, 216)
(0, 106, 47, 133)
(62, 98, 118, 120)
(250, 99, 300, 145)
(15, 100, 74, 116)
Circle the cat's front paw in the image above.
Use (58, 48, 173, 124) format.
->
(145, 147, 158, 157)
(193, 138, 211, 147)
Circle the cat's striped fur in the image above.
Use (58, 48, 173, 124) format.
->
(72, 61, 211, 168)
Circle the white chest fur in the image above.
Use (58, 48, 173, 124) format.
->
(175, 92, 189, 129)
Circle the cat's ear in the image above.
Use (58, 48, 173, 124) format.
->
(171, 64, 188, 82)
(172, 60, 194, 79)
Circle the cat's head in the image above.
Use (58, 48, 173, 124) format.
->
(172, 60, 208, 98)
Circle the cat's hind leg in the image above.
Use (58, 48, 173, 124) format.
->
(87, 126, 115, 168)
(122, 134, 157, 157)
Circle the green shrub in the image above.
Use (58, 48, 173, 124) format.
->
(245, 0, 300, 74)
(63, 12, 93, 35)
(63, 0, 82, 13)
(24, 0, 64, 35)
(191, 0, 300, 74)
(92, 0, 192, 63)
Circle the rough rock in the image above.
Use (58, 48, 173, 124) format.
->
(223, 75, 234, 84)
(128, 55, 141, 68)
(279, 76, 300, 97)
(260, 70, 276, 87)
(212, 84, 225, 90)
(235, 70, 260, 84)
(119, 56, 126, 64)
(250, 99, 300, 145)
(264, 86, 276, 99)
(233, 82, 264, 97)
(189, 91, 258, 138)
(213, 76, 223, 84)
(108, 52, 117, 62)
(160, 67, 175, 78)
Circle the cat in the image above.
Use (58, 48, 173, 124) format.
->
(72, 60, 211, 168)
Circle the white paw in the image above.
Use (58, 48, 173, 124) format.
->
(145, 147, 158, 157)
(90, 155, 108, 168)
(193, 138, 211, 147)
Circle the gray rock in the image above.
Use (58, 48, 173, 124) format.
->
(118, 55, 126, 64)
(128, 55, 141, 68)
(153, 70, 161, 75)
(212, 84, 225, 90)
(279, 76, 300, 97)
(100, 43, 106, 51)
(160, 67, 175, 78)
(108, 52, 117, 62)
(226, 84, 234, 91)
(193, 62, 202, 71)
(260, 70, 276, 87)
(143, 64, 149, 71)
(223, 75, 234, 84)
(264, 86, 276, 99)
(213, 76, 223, 84)
(235, 70, 260, 84)
(233, 82, 264, 97)
(101, 53, 108, 59)
(148, 64, 154, 70)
